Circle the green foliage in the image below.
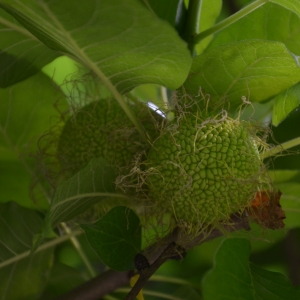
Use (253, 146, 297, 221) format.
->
(272, 83, 300, 126)
(81, 206, 141, 271)
(0, 0, 191, 93)
(0, 9, 58, 87)
(46, 158, 118, 229)
(0, 72, 66, 209)
(0, 0, 300, 299)
(270, 170, 300, 228)
(40, 263, 86, 299)
(209, 2, 300, 55)
(203, 238, 300, 300)
(0, 202, 53, 300)
(183, 40, 300, 106)
(196, 0, 222, 54)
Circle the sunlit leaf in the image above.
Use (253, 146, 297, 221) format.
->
(81, 206, 141, 271)
(209, 3, 300, 56)
(270, 0, 300, 17)
(46, 158, 122, 229)
(0, 202, 53, 300)
(0, 0, 192, 94)
(203, 238, 300, 300)
(0, 8, 58, 87)
(183, 40, 300, 107)
(272, 83, 300, 126)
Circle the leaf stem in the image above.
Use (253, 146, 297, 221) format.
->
(0, 230, 82, 269)
(193, 0, 268, 44)
(183, 0, 202, 54)
(160, 86, 169, 111)
(55, 214, 249, 300)
(60, 222, 96, 278)
(261, 137, 300, 160)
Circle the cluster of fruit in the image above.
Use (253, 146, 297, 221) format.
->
(56, 98, 285, 232)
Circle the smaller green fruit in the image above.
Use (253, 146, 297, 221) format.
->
(57, 99, 159, 176)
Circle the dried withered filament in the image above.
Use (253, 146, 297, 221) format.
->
(247, 190, 286, 230)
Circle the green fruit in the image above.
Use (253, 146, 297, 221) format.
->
(57, 99, 159, 175)
(146, 115, 268, 229)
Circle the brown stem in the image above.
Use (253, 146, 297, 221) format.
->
(55, 269, 133, 300)
(55, 214, 250, 300)
(126, 242, 187, 300)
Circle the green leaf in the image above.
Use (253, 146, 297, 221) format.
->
(172, 285, 202, 300)
(0, 8, 58, 87)
(203, 238, 300, 300)
(183, 40, 300, 106)
(270, 170, 300, 228)
(0, 72, 66, 209)
(0, 201, 53, 300)
(40, 263, 86, 299)
(0, 0, 192, 94)
(208, 3, 300, 56)
(249, 263, 300, 300)
(46, 158, 121, 229)
(272, 83, 300, 126)
(196, 0, 222, 54)
(81, 206, 141, 271)
(270, 0, 300, 17)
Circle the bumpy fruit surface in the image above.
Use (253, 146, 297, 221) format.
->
(58, 99, 158, 175)
(146, 116, 265, 227)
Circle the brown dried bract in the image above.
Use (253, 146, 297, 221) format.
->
(247, 190, 286, 229)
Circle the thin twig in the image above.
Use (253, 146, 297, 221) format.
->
(60, 222, 96, 278)
(55, 269, 133, 300)
(125, 242, 186, 300)
(55, 214, 250, 300)
(0, 230, 82, 269)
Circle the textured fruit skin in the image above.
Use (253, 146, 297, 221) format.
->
(147, 117, 264, 226)
(58, 99, 158, 175)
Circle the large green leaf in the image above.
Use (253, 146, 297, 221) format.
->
(81, 206, 141, 271)
(0, 8, 58, 87)
(272, 83, 300, 126)
(46, 158, 124, 229)
(0, 72, 66, 209)
(0, 202, 53, 300)
(183, 40, 300, 106)
(0, 0, 192, 94)
(208, 3, 300, 56)
(203, 238, 300, 300)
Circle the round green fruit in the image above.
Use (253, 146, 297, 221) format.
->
(57, 99, 159, 175)
(146, 115, 268, 229)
